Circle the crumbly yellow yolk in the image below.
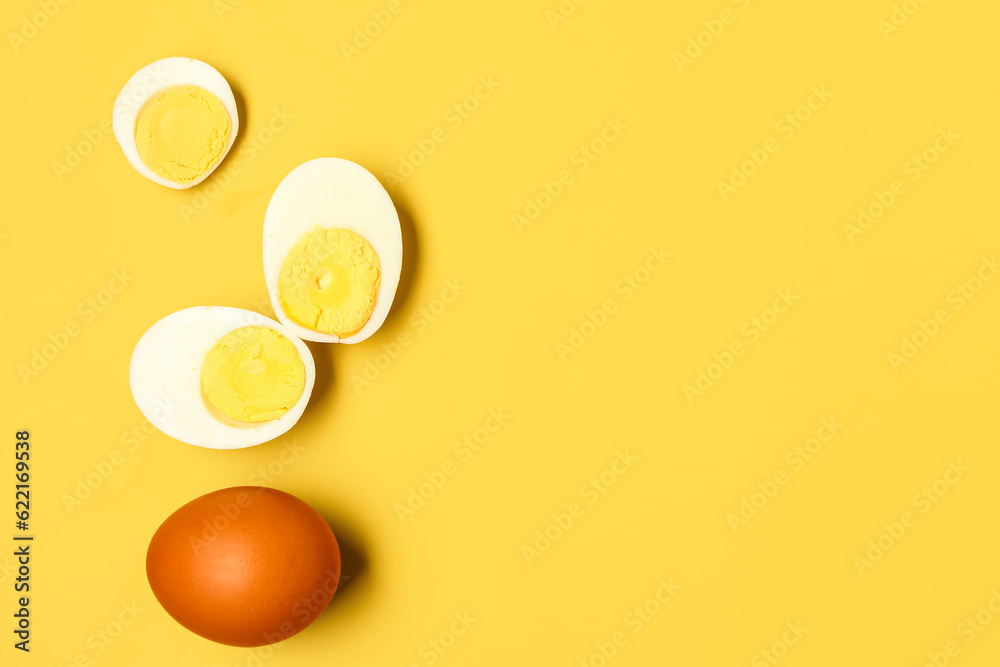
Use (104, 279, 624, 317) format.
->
(135, 85, 231, 184)
(278, 227, 381, 337)
(200, 327, 305, 423)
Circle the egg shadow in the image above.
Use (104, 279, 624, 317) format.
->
(308, 507, 373, 626)
(326, 519, 368, 602)
(375, 184, 420, 335)
(304, 340, 336, 409)
(197, 71, 249, 189)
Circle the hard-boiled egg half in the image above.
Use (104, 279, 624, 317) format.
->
(113, 57, 238, 189)
(130, 307, 315, 449)
(263, 158, 402, 344)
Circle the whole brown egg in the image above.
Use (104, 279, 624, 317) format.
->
(146, 486, 341, 647)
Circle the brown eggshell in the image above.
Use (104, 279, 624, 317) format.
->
(146, 486, 341, 647)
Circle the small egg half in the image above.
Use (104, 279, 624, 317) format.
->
(263, 158, 402, 344)
(113, 57, 238, 189)
(129, 307, 315, 449)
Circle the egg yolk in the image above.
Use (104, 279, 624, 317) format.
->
(135, 85, 231, 184)
(200, 327, 305, 423)
(278, 227, 381, 337)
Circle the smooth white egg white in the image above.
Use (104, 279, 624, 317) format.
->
(112, 57, 239, 189)
(129, 307, 315, 450)
(262, 158, 403, 344)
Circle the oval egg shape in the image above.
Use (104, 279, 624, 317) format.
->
(112, 57, 239, 189)
(129, 306, 315, 449)
(263, 157, 402, 344)
(146, 486, 341, 647)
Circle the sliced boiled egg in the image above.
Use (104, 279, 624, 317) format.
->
(129, 307, 315, 449)
(263, 158, 402, 344)
(113, 57, 239, 189)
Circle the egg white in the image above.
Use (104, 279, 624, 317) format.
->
(263, 158, 403, 344)
(129, 307, 315, 450)
(112, 57, 239, 189)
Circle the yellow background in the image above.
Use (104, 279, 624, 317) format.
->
(3, 0, 1000, 665)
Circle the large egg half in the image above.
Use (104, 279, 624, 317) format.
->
(129, 307, 315, 449)
(112, 57, 239, 189)
(263, 158, 402, 344)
